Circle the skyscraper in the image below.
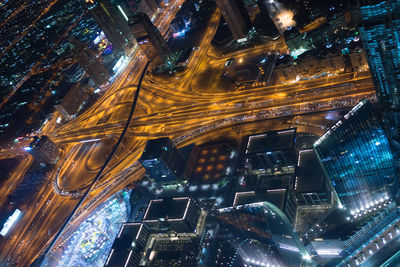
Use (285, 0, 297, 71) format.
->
(26, 135, 60, 165)
(314, 99, 398, 218)
(54, 84, 89, 121)
(68, 37, 110, 86)
(129, 12, 173, 64)
(239, 128, 299, 189)
(92, 0, 134, 55)
(214, 0, 248, 40)
(105, 223, 150, 267)
(294, 149, 331, 206)
(359, 0, 400, 139)
(144, 0, 159, 12)
(139, 137, 186, 183)
(217, 202, 312, 266)
(138, 0, 159, 19)
(143, 197, 200, 233)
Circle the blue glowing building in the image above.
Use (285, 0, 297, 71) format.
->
(314, 99, 398, 218)
(359, 0, 400, 136)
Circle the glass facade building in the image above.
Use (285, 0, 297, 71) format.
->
(217, 202, 312, 266)
(359, 0, 400, 136)
(314, 99, 398, 218)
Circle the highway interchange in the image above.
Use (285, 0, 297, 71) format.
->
(0, 0, 376, 266)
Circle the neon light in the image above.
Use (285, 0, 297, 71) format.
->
(124, 250, 133, 267)
(105, 249, 114, 265)
(143, 199, 161, 220)
(173, 197, 189, 200)
(279, 244, 299, 252)
(93, 34, 102, 45)
(117, 226, 124, 238)
(135, 224, 143, 240)
(182, 199, 191, 219)
(118, 5, 129, 21)
(233, 191, 255, 206)
(290, 48, 308, 59)
(80, 138, 101, 143)
(267, 189, 286, 192)
(316, 249, 341, 256)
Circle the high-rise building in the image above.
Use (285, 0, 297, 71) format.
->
(216, 202, 312, 266)
(25, 135, 60, 165)
(262, 0, 296, 34)
(283, 27, 311, 52)
(257, 53, 277, 84)
(178, 143, 199, 181)
(294, 149, 331, 206)
(106, 216, 203, 267)
(140, 234, 199, 267)
(232, 187, 297, 223)
(314, 99, 398, 218)
(129, 12, 172, 63)
(359, 0, 400, 139)
(239, 128, 299, 189)
(137, 0, 159, 19)
(92, 0, 134, 55)
(143, 197, 200, 233)
(139, 137, 186, 183)
(54, 85, 89, 121)
(238, 128, 299, 222)
(144, 0, 159, 12)
(105, 223, 150, 267)
(68, 38, 110, 86)
(137, 0, 154, 19)
(214, 0, 248, 40)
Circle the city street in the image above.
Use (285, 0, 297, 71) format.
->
(0, 0, 377, 265)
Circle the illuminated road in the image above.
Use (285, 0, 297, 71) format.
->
(0, 1, 377, 266)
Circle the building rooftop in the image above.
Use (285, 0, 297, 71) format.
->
(295, 149, 326, 193)
(140, 137, 173, 160)
(143, 234, 199, 266)
(105, 223, 147, 267)
(143, 197, 190, 221)
(233, 189, 287, 211)
(245, 128, 296, 155)
(28, 136, 47, 149)
(190, 143, 232, 185)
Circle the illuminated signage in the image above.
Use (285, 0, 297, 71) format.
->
(0, 209, 22, 236)
(93, 31, 105, 45)
(112, 56, 127, 73)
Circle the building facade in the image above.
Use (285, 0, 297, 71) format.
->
(54, 84, 89, 121)
(314, 99, 398, 218)
(214, 0, 248, 40)
(217, 202, 312, 266)
(359, 0, 400, 139)
(139, 137, 187, 183)
(143, 197, 200, 233)
(294, 149, 331, 206)
(26, 135, 60, 165)
(68, 37, 110, 86)
(239, 128, 299, 189)
(129, 12, 172, 64)
(92, 0, 133, 55)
